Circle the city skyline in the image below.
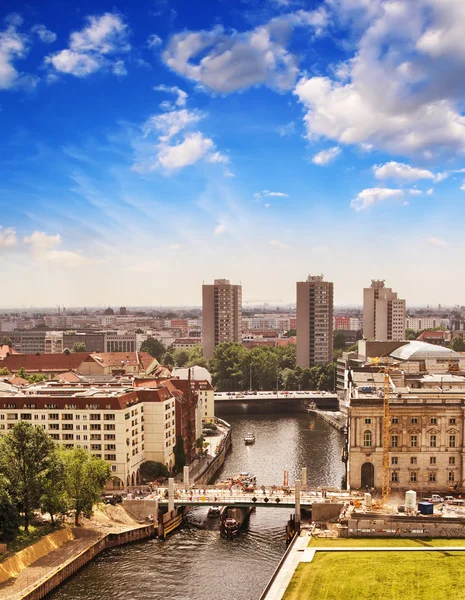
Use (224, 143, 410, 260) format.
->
(1, 0, 465, 307)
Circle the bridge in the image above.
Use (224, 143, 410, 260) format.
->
(214, 391, 337, 403)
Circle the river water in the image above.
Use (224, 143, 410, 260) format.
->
(47, 410, 344, 600)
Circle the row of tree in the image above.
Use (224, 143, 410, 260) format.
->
(0, 422, 110, 541)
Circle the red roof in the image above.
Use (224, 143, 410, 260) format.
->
(0, 353, 91, 373)
(417, 331, 445, 340)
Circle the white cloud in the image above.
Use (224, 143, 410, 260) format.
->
(45, 250, 88, 267)
(143, 109, 203, 142)
(147, 34, 162, 48)
(46, 13, 130, 77)
(206, 151, 229, 164)
(426, 188, 434, 195)
(157, 132, 214, 170)
(254, 190, 289, 199)
(153, 84, 188, 107)
(461, 181, 465, 192)
(0, 21, 36, 90)
(265, 203, 271, 208)
(23, 231, 61, 252)
(0, 227, 17, 247)
(294, 1, 465, 157)
(350, 188, 404, 211)
(31, 24, 56, 44)
(311, 146, 341, 166)
(223, 169, 236, 178)
(427, 237, 447, 248)
(269, 239, 289, 249)
(278, 121, 296, 136)
(214, 224, 225, 236)
(373, 162, 435, 182)
(169, 243, 181, 250)
(163, 10, 326, 93)
(408, 188, 423, 196)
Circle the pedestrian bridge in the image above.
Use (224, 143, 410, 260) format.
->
(214, 391, 337, 403)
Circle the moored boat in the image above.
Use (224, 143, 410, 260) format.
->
(244, 432, 255, 444)
(207, 506, 221, 518)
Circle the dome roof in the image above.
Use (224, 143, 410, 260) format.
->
(390, 341, 461, 361)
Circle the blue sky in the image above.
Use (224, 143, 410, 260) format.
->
(1, 0, 464, 308)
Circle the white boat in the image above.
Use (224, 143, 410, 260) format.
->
(244, 432, 255, 444)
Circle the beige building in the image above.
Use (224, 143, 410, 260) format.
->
(296, 274, 333, 367)
(202, 279, 242, 359)
(363, 280, 406, 341)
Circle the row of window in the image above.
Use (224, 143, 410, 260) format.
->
(392, 455, 456, 466)
(365, 417, 456, 426)
(391, 471, 455, 483)
(363, 430, 457, 448)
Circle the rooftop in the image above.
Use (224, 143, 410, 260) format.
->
(390, 341, 462, 362)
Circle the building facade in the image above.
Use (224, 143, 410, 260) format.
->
(296, 274, 333, 367)
(202, 279, 242, 359)
(363, 280, 406, 341)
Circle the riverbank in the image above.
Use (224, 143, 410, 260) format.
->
(0, 506, 155, 600)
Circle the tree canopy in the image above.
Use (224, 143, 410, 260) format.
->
(72, 342, 87, 353)
(450, 335, 465, 352)
(140, 461, 169, 482)
(140, 338, 166, 362)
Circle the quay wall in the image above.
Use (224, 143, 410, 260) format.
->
(194, 426, 232, 486)
(308, 409, 346, 432)
(16, 524, 156, 600)
(344, 515, 465, 538)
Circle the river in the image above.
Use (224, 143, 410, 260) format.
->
(47, 410, 345, 600)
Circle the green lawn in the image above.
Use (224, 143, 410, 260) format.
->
(1, 523, 59, 561)
(284, 549, 465, 600)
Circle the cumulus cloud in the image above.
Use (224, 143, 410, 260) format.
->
(0, 227, 17, 247)
(163, 10, 326, 93)
(426, 237, 447, 248)
(373, 162, 435, 182)
(312, 146, 341, 165)
(350, 188, 404, 211)
(154, 84, 188, 108)
(294, 1, 465, 157)
(45, 13, 130, 77)
(147, 34, 162, 48)
(0, 19, 37, 90)
(269, 239, 289, 249)
(134, 105, 227, 172)
(23, 231, 61, 251)
(408, 188, 423, 196)
(31, 24, 56, 44)
(214, 224, 225, 236)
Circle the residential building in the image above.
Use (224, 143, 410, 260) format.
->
(202, 279, 242, 359)
(416, 330, 448, 346)
(105, 331, 137, 352)
(406, 316, 450, 331)
(172, 338, 201, 350)
(63, 332, 106, 353)
(296, 274, 334, 367)
(9, 330, 46, 354)
(363, 280, 406, 341)
(172, 366, 215, 425)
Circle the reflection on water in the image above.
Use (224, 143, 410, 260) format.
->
(47, 411, 344, 600)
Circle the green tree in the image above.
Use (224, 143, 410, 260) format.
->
(0, 422, 55, 531)
(450, 335, 465, 352)
(0, 336, 12, 346)
(40, 450, 68, 525)
(173, 436, 186, 474)
(284, 329, 296, 338)
(333, 332, 347, 350)
(0, 474, 20, 540)
(162, 351, 175, 367)
(0, 367, 10, 376)
(72, 342, 87, 353)
(186, 345, 207, 368)
(63, 348, 71, 355)
(62, 447, 110, 526)
(405, 328, 417, 340)
(209, 342, 248, 391)
(140, 461, 169, 482)
(140, 338, 165, 362)
(173, 349, 189, 367)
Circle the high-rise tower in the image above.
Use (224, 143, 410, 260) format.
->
(363, 280, 406, 341)
(202, 279, 242, 359)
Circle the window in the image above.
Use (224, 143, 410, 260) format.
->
(391, 417, 399, 425)
(364, 418, 371, 425)
(410, 457, 417, 465)
(410, 435, 418, 448)
(430, 456, 436, 465)
(449, 471, 455, 482)
(391, 471, 399, 483)
(410, 472, 417, 483)
(62, 414, 73, 420)
(430, 435, 437, 448)
(391, 435, 398, 448)
(430, 417, 437, 425)
(429, 472, 436, 483)
(363, 431, 372, 447)
(49, 413, 59, 420)
(104, 414, 115, 420)
(391, 457, 398, 465)
(105, 454, 116, 461)
(449, 418, 456, 425)
(20, 414, 32, 420)
(104, 424, 116, 430)
(411, 417, 418, 425)
(49, 424, 59, 430)
(449, 435, 456, 448)
(90, 414, 100, 421)
(90, 424, 101, 431)
(449, 456, 455, 465)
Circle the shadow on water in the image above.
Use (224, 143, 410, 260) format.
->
(47, 410, 344, 600)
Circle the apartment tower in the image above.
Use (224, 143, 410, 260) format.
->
(296, 274, 334, 367)
(202, 279, 242, 359)
(363, 280, 406, 341)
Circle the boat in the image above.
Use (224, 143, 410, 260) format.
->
(207, 506, 221, 518)
(223, 517, 239, 536)
(244, 432, 255, 445)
